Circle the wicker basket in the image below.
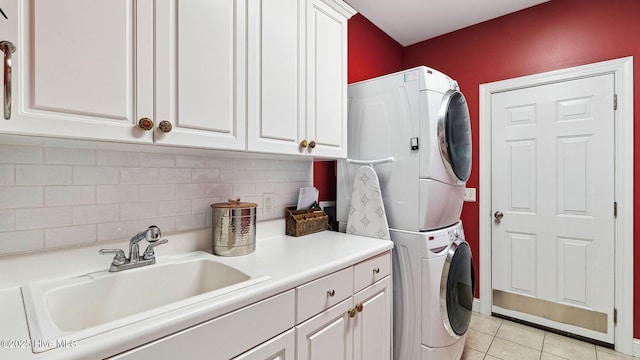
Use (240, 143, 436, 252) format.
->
(285, 206, 328, 237)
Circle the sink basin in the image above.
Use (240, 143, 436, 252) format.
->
(21, 251, 269, 352)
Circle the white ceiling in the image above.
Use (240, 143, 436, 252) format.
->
(344, 0, 550, 46)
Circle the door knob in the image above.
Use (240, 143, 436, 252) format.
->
(494, 211, 504, 222)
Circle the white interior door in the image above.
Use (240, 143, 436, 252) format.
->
(491, 74, 615, 343)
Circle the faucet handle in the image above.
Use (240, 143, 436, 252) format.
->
(142, 239, 168, 260)
(99, 249, 126, 266)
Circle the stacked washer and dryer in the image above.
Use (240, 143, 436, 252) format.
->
(337, 66, 475, 360)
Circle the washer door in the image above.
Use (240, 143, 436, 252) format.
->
(440, 239, 475, 337)
(437, 90, 472, 183)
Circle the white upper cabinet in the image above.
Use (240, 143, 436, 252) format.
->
(247, 0, 304, 155)
(0, 0, 154, 143)
(0, 0, 353, 156)
(153, 0, 246, 150)
(305, 0, 352, 158)
(247, 0, 355, 158)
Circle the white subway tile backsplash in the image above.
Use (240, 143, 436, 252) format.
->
(158, 168, 192, 184)
(45, 148, 96, 165)
(74, 166, 120, 185)
(45, 225, 97, 247)
(0, 229, 45, 253)
(73, 204, 120, 225)
(0, 143, 312, 255)
(140, 152, 176, 168)
(0, 145, 43, 164)
(191, 198, 221, 215)
(192, 169, 221, 183)
(120, 201, 159, 220)
(139, 184, 176, 201)
(205, 184, 233, 198)
(0, 187, 44, 209)
(0, 209, 15, 231)
(0, 165, 14, 185)
(206, 157, 232, 169)
(158, 200, 192, 217)
(176, 184, 206, 199)
(232, 158, 256, 169)
(15, 207, 73, 230)
(120, 168, 159, 184)
(232, 183, 256, 196)
(176, 155, 207, 168)
(45, 186, 96, 206)
(176, 214, 207, 232)
(96, 150, 140, 167)
(16, 165, 73, 185)
(97, 185, 139, 204)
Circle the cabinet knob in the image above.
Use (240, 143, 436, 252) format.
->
(373, 267, 380, 274)
(327, 289, 335, 297)
(158, 120, 173, 133)
(356, 303, 363, 312)
(300, 140, 308, 148)
(348, 308, 357, 318)
(308, 140, 316, 149)
(138, 117, 153, 131)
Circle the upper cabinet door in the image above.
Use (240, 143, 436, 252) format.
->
(246, 0, 304, 155)
(153, 0, 246, 150)
(305, 0, 352, 158)
(0, 0, 154, 143)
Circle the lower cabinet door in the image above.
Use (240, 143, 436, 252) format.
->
(233, 329, 295, 360)
(353, 276, 392, 360)
(296, 297, 354, 360)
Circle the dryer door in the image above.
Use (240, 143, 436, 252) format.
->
(440, 239, 475, 337)
(437, 90, 472, 183)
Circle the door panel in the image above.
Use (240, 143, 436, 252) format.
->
(491, 74, 615, 343)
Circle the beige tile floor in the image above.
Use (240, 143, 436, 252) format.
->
(462, 313, 635, 360)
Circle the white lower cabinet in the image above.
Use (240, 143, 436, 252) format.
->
(296, 298, 354, 360)
(353, 277, 392, 360)
(108, 251, 391, 360)
(233, 329, 296, 360)
(108, 290, 295, 360)
(295, 251, 392, 360)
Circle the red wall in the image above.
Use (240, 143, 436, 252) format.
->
(403, 0, 640, 337)
(317, 0, 640, 336)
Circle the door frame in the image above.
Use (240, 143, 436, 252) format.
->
(478, 57, 634, 354)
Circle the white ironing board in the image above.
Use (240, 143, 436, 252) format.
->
(346, 166, 390, 239)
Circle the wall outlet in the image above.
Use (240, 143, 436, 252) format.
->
(464, 188, 476, 202)
(263, 193, 274, 215)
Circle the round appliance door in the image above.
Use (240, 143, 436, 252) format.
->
(440, 239, 475, 337)
(437, 90, 472, 183)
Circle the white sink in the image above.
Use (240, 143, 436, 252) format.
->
(21, 251, 269, 352)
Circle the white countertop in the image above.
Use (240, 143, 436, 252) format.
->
(0, 220, 393, 359)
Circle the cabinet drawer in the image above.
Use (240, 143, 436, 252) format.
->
(353, 251, 391, 293)
(296, 266, 353, 323)
(109, 290, 295, 360)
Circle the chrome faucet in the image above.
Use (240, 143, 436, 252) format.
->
(99, 225, 168, 272)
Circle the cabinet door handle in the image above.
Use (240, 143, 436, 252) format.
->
(158, 120, 173, 133)
(0, 41, 16, 120)
(138, 117, 153, 131)
(348, 308, 357, 318)
(356, 303, 363, 312)
(327, 289, 335, 297)
(308, 140, 316, 149)
(300, 140, 308, 148)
